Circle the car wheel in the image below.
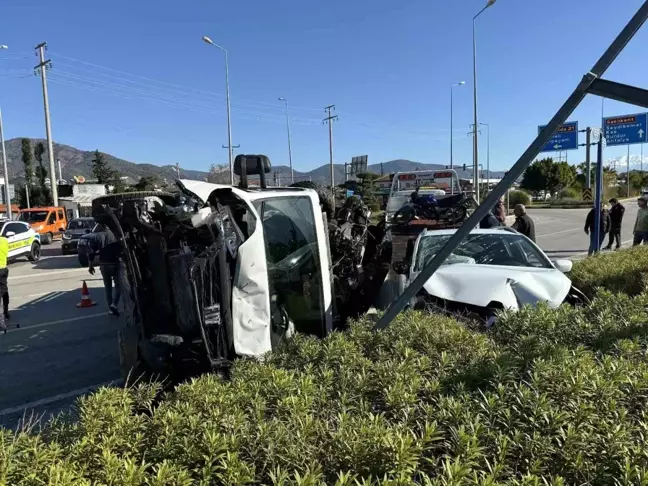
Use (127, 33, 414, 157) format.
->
(28, 242, 41, 262)
(43, 232, 53, 245)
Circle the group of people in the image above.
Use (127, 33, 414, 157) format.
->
(479, 197, 536, 242)
(585, 196, 648, 255)
(480, 194, 648, 257)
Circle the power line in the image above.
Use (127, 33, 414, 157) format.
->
(50, 52, 323, 113)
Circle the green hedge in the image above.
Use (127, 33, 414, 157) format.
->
(570, 245, 648, 298)
(508, 190, 531, 207)
(5, 283, 648, 484)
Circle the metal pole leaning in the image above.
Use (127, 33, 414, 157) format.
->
(374, 0, 648, 331)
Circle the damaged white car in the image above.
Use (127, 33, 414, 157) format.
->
(393, 227, 588, 324)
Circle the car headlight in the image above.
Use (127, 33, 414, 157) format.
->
(63, 233, 72, 240)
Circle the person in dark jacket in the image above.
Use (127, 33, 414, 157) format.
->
(585, 204, 612, 256)
(87, 223, 123, 316)
(512, 204, 535, 242)
(480, 211, 500, 229)
(491, 197, 506, 225)
(605, 198, 625, 250)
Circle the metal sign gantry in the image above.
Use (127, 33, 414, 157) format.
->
(375, 0, 648, 331)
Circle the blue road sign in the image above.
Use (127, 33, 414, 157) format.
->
(538, 121, 579, 152)
(602, 113, 648, 146)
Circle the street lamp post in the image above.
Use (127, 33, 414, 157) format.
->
(0, 45, 12, 219)
(472, 0, 496, 204)
(450, 81, 466, 171)
(479, 122, 490, 190)
(202, 36, 234, 185)
(278, 97, 294, 184)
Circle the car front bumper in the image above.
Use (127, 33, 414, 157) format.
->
(62, 239, 80, 252)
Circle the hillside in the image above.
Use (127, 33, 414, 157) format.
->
(2, 138, 507, 185)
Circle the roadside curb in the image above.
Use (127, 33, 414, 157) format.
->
(529, 196, 637, 210)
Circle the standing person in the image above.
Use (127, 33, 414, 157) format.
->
(0, 234, 7, 334)
(585, 204, 611, 256)
(87, 223, 122, 316)
(512, 204, 536, 242)
(605, 198, 625, 250)
(492, 197, 506, 225)
(633, 196, 648, 246)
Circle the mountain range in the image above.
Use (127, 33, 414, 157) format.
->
(1, 138, 508, 186)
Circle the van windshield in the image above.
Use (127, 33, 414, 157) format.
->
(18, 211, 49, 223)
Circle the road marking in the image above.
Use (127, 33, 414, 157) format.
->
(9, 312, 107, 332)
(536, 228, 581, 238)
(0, 380, 120, 417)
(9, 268, 86, 281)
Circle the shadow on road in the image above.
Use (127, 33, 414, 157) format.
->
(30, 254, 82, 271)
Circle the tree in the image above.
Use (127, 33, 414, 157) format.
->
(21, 139, 33, 187)
(521, 158, 576, 198)
(356, 171, 381, 211)
(206, 163, 230, 184)
(33, 142, 47, 190)
(520, 160, 549, 196)
(17, 185, 52, 208)
(547, 161, 576, 196)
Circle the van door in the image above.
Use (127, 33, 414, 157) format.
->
(56, 209, 66, 237)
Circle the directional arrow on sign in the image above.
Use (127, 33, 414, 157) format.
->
(640, 129, 645, 138)
(553, 144, 562, 150)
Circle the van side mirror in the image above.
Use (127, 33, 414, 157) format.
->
(5, 231, 15, 238)
(392, 260, 410, 275)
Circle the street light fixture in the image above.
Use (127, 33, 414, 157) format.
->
(472, 0, 496, 204)
(278, 97, 294, 184)
(202, 35, 234, 185)
(0, 45, 12, 218)
(450, 81, 466, 171)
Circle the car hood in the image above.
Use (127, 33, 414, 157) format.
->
(414, 263, 572, 310)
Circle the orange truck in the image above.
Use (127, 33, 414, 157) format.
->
(17, 207, 68, 244)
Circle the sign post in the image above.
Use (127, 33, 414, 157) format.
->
(538, 121, 579, 152)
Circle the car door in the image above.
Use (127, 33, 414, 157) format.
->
(4, 223, 28, 258)
(56, 209, 67, 236)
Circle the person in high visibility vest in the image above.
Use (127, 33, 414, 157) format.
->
(0, 234, 7, 334)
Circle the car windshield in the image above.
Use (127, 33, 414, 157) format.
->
(68, 219, 94, 230)
(414, 233, 553, 271)
(18, 211, 48, 223)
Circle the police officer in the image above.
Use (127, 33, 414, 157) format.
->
(0, 233, 8, 333)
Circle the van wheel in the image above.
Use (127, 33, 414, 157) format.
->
(42, 232, 53, 245)
(28, 242, 41, 262)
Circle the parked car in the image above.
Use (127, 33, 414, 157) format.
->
(393, 227, 587, 325)
(62, 217, 96, 255)
(0, 220, 41, 262)
(17, 207, 68, 244)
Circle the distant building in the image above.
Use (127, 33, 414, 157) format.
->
(59, 183, 107, 219)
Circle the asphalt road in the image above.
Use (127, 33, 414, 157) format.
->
(528, 199, 640, 260)
(0, 241, 120, 429)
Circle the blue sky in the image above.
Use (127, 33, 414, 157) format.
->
(1, 0, 647, 174)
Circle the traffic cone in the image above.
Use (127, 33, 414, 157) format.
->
(76, 280, 97, 308)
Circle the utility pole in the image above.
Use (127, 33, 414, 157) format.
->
(0, 108, 11, 218)
(58, 159, 62, 182)
(222, 144, 240, 183)
(627, 145, 631, 198)
(323, 105, 337, 193)
(35, 42, 58, 206)
(175, 162, 180, 179)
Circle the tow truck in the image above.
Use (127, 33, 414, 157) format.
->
(384, 169, 475, 262)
